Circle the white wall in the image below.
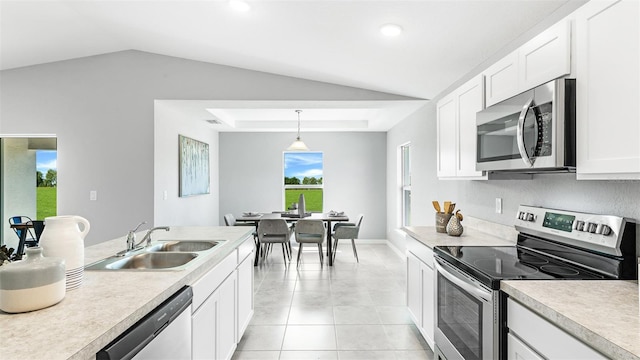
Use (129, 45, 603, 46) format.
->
(219, 132, 387, 240)
(0, 50, 411, 245)
(154, 102, 220, 227)
(1, 138, 37, 248)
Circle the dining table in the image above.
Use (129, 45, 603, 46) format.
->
(236, 212, 349, 266)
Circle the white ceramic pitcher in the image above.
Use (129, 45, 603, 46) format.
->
(39, 215, 90, 271)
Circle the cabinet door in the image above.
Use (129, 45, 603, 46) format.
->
(192, 291, 219, 360)
(236, 253, 254, 341)
(218, 272, 237, 360)
(519, 20, 571, 90)
(406, 252, 423, 328)
(507, 333, 544, 360)
(484, 51, 519, 107)
(436, 94, 457, 178)
(455, 75, 486, 178)
(421, 262, 435, 349)
(575, 0, 640, 179)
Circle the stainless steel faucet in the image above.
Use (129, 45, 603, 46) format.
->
(126, 221, 147, 251)
(136, 226, 171, 248)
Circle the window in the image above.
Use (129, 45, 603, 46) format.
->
(401, 144, 411, 226)
(284, 152, 323, 212)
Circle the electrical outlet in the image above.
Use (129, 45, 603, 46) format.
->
(495, 198, 502, 214)
(90, 190, 97, 201)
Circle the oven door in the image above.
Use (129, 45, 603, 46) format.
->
(434, 257, 496, 360)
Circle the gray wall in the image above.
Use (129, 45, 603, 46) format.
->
(0, 50, 411, 245)
(219, 132, 387, 240)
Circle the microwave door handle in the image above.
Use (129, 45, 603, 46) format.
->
(435, 260, 492, 303)
(517, 97, 536, 167)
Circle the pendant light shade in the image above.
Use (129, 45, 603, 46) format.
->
(287, 110, 309, 151)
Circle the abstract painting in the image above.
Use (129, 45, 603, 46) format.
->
(179, 135, 210, 197)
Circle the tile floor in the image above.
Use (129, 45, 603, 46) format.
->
(232, 242, 434, 360)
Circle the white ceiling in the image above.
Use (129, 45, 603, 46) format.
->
(0, 0, 571, 132)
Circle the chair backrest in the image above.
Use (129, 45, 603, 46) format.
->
(295, 219, 325, 238)
(9, 216, 34, 240)
(223, 213, 236, 226)
(257, 219, 290, 241)
(355, 214, 364, 228)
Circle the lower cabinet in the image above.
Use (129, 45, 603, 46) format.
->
(191, 236, 255, 360)
(507, 298, 606, 359)
(406, 237, 435, 350)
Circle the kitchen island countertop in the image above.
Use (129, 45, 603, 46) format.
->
(502, 280, 640, 360)
(0, 226, 254, 360)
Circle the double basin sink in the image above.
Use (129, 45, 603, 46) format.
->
(85, 240, 222, 271)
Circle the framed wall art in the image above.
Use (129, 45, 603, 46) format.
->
(179, 134, 210, 197)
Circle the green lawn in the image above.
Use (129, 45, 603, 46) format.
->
(285, 188, 323, 212)
(37, 187, 57, 219)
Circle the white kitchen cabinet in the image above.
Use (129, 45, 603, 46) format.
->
(437, 75, 487, 179)
(484, 20, 571, 107)
(192, 285, 219, 359)
(484, 51, 519, 107)
(436, 93, 457, 178)
(507, 333, 544, 360)
(236, 238, 254, 341)
(217, 271, 237, 360)
(507, 298, 606, 359)
(406, 237, 435, 350)
(192, 251, 238, 360)
(574, 0, 640, 180)
(518, 20, 571, 91)
(191, 235, 254, 360)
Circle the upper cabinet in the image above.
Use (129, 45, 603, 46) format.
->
(574, 0, 640, 180)
(484, 20, 571, 107)
(437, 75, 487, 180)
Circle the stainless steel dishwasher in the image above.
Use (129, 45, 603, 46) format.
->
(97, 286, 193, 360)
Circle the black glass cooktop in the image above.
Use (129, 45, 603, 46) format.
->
(434, 245, 608, 290)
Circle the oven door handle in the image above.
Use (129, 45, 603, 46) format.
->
(435, 259, 492, 303)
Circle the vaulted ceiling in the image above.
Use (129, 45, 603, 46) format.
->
(1, 0, 573, 131)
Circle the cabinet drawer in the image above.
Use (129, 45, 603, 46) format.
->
(406, 236, 433, 268)
(507, 298, 606, 359)
(237, 235, 255, 263)
(191, 251, 237, 312)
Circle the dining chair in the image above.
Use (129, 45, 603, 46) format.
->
(257, 219, 292, 265)
(8, 216, 38, 258)
(332, 214, 364, 263)
(294, 219, 326, 266)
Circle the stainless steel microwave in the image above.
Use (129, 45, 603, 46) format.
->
(476, 78, 576, 173)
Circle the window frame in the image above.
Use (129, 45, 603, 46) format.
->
(400, 143, 411, 226)
(283, 151, 324, 212)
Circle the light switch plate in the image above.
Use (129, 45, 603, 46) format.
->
(495, 198, 502, 214)
(90, 190, 97, 201)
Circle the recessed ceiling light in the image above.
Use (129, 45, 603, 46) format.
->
(229, 0, 251, 12)
(380, 23, 403, 37)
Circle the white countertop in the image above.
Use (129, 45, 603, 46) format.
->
(502, 280, 640, 360)
(0, 226, 253, 360)
(403, 224, 517, 249)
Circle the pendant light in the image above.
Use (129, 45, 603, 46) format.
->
(287, 110, 310, 151)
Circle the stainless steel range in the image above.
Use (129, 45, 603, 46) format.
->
(432, 205, 637, 360)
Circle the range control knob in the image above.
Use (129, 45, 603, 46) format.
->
(526, 213, 535, 222)
(601, 225, 612, 236)
(517, 211, 525, 220)
(575, 220, 585, 231)
(587, 222, 598, 233)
